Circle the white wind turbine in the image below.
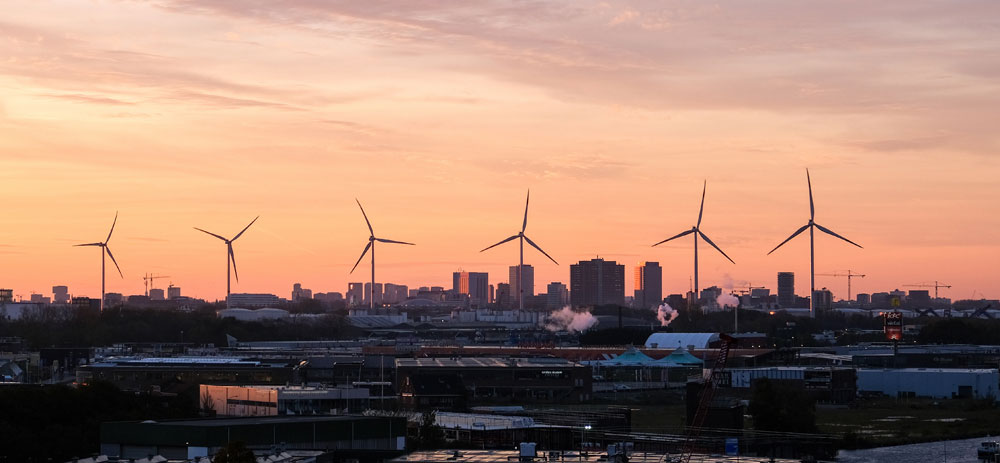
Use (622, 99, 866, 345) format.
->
(194, 216, 258, 310)
(75, 212, 123, 312)
(768, 169, 862, 317)
(652, 181, 735, 304)
(350, 200, 414, 310)
(481, 190, 558, 311)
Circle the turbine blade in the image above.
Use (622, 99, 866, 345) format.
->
(356, 199, 374, 235)
(194, 227, 227, 241)
(697, 180, 706, 228)
(105, 246, 123, 278)
(651, 229, 695, 247)
(522, 190, 530, 233)
(807, 169, 815, 221)
(106, 211, 118, 243)
(767, 223, 811, 255)
(697, 230, 735, 264)
(232, 215, 259, 241)
(523, 235, 558, 265)
(229, 243, 239, 282)
(814, 223, 863, 249)
(480, 234, 519, 252)
(75, 242, 103, 247)
(350, 241, 372, 274)
(375, 238, 415, 245)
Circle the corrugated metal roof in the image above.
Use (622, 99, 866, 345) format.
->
(644, 332, 719, 349)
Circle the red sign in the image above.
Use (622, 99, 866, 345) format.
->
(884, 311, 903, 340)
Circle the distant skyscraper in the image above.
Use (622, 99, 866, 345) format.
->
(383, 283, 408, 304)
(856, 293, 871, 305)
(634, 262, 662, 309)
(347, 283, 364, 307)
(149, 288, 165, 301)
(812, 288, 833, 311)
(546, 282, 569, 308)
(364, 282, 383, 307)
(30, 294, 50, 304)
(509, 265, 534, 303)
(167, 285, 181, 300)
(777, 272, 795, 307)
(292, 283, 313, 301)
(52, 285, 69, 304)
(453, 271, 490, 307)
(496, 283, 512, 308)
(570, 258, 625, 306)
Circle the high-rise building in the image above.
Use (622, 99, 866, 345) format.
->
(364, 282, 383, 307)
(383, 283, 408, 304)
(570, 258, 625, 306)
(292, 283, 313, 301)
(812, 288, 833, 311)
(52, 285, 70, 304)
(496, 283, 511, 308)
(509, 265, 534, 307)
(453, 271, 489, 307)
(856, 293, 871, 305)
(633, 262, 662, 309)
(777, 272, 795, 307)
(30, 294, 51, 304)
(546, 282, 569, 308)
(0, 289, 12, 303)
(347, 283, 364, 306)
(167, 285, 182, 300)
(149, 288, 165, 301)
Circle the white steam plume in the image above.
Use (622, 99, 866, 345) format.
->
(716, 293, 740, 308)
(545, 306, 598, 333)
(656, 303, 678, 327)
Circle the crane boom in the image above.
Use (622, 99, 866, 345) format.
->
(679, 333, 738, 463)
(143, 273, 171, 297)
(817, 270, 865, 301)
(904, 280, 951, 299)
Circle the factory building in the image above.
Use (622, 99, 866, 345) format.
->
(857, 368, 999, 399)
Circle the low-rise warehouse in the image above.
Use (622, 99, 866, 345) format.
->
(857, 368, 999, 399)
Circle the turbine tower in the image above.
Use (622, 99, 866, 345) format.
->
(350, 200, 414, 310)
(481, 190, 558, 311)
(194, 216, 258, 310)
(652, 181, 735, 304)
(768, 169, 862, 317)
(75, 212, 123, 312)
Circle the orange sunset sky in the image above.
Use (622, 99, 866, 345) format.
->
(1, 1, 998, 302)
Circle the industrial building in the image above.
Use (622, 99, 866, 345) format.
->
(722, 367, 858, 403)
(78, 357, 293, 390)
(200, 384, 372, 416)
(100, 415, 406, 461)
(396, 357, 592, 408)
(857, 368, 999, 399)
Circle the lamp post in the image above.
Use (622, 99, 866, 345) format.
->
(582, 424, 592, 456)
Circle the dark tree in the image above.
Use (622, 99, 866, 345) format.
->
(212, 441, 256, 463)
(748, 378, 818, 433)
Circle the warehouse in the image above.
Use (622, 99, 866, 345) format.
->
(100, 415, 406, 461)
(857, 368, 999, 399)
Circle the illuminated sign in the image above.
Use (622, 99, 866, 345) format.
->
(884, 311, 903, 341)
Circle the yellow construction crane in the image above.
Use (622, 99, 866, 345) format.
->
(143, 273, 171, 297)
(905, 281, 951, 299)
(818, 270, 865, 301)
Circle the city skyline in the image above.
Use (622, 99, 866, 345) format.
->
(1, 1, 998, 301)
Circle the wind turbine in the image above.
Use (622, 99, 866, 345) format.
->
(481, 190, 558, 311)
(194, 216, 258, 310)
(652, 181, 735, 305)
(350, 200, 414, 310)
(768, 169, 862, 317)
(75, 212, 123, 312)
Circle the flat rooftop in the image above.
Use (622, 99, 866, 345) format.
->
(121, 415, 388, 427)
(396, 357, 580, 368)
(393, 450, 806, 463)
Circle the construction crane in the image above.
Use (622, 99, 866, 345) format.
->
(678, 333, 738, 463)
(736, 283, 765, 296)
(817, 270, 865, 301)
(143, 273, 171, 297)
(904, 281, 951, 299)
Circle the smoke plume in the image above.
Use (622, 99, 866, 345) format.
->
(716, 293, 740, 308)
(545, 306, 598, 333)
(656, 303, 678, 327)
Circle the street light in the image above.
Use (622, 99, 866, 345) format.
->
(582, 425, 592, 455)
